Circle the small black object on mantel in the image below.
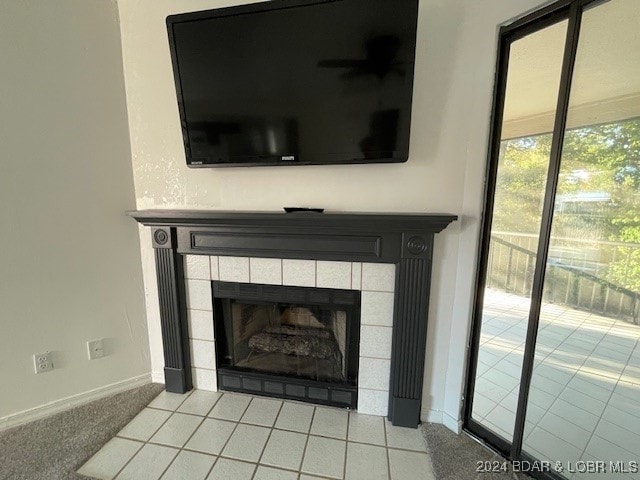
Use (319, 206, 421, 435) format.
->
(283, 207, 325, 213)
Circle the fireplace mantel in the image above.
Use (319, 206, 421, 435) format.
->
(129, 209, 456, 427)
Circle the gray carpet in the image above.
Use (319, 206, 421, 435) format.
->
(0, 382, 164, 480)
(422, 423, 529, 480)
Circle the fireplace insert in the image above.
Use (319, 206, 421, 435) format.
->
(213, 281, 361, 408)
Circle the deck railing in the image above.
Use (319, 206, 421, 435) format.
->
(487, 232, 640, 324)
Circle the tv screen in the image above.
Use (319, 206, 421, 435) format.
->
(167, 0, 419, 167)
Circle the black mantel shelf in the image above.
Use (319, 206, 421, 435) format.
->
(128, 209, 456, 230)
(129, 209, 457, 428)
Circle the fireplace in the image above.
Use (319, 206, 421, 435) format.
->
(213, 281, 360, 408)
(129, 209, 456, 427)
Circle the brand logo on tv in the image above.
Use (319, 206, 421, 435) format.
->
(281, 156, 295, 161)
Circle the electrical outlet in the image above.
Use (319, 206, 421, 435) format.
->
(87, 339, 105, 360)
(34, 352, 54, 373)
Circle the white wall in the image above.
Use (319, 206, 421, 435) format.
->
(0, 0, 150, 423)
(117, 0, 551, 429)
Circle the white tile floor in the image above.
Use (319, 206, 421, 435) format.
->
(472, 289, 640, 479)
(78, 390, 434, 480)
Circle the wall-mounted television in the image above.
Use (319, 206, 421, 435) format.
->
(166, 0, 419, 167)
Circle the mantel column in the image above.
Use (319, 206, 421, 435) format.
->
(388, 232, 434, 427)
(151, 227, 192, 393)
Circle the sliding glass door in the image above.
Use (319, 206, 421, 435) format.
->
(468, 18, 569, 445)
(466, 0, 640, 477)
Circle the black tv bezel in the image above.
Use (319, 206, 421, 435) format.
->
(166, 0, 417, 168)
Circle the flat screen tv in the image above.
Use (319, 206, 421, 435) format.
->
(166, 0, 419, 167)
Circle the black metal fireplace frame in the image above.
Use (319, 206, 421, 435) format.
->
(213, 281, 361, 408)
(129, 209, 456, 427)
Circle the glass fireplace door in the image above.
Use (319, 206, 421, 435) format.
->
(212, 281, 361, 408)
(220, 300, 352, 383)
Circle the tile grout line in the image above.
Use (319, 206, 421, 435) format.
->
(92, 438, 145, 480)
(154, 394, 224, 477)
(251, 400, 286, 479)
(342, 409, 350, 479)
(349, 261, 353, 290)
(384, 418, 392, 480)
(111, 391, 193, 479)
(298, 405, 317, 477)
(210, 393, 256, 476)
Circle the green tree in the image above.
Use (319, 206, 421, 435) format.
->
(495, 117, 640, 293)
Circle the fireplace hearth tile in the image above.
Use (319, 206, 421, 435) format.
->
(260, 429, 307, 470)
(361, 263, 395, 292)
(385, 420, 428, 452)
(310, 406, 348, 440)
(222, 423, 271, 462)
(80, 390, 438, 480)
(387, 449, 434, 480)
(360, 291, 394, 327)
(147, 390, 191, 411)
(116, 443, 178, 480)
(186, 279, 213, 311)
(206, 457, 255, 480)
(76, 437, 142, 480)
(185, 255, 211, 280)
(345, 442, 389, 480)
(187, 309, 214, 341)
(317, 261, 352, 289)
(254, 465, 299, 480)
(347, 412, 386, 446)
(282, 259, 316, 287)
(149, 412, 203, 448)
(249, 257, 283, 285)
(184, 417, 236, 455)
(301, 435, 346, 479)
(191, 367, 217, 392)
(160, 450, 216, 480)
(219, 256, 250, 283)
(208, 392, 251, 421)
(177, 389, 222, 416)
(274, 401, 314, 433)
(240, 397, 283, 427)
(357, 389, 388, 416)
(358, 358, 391, 392)
(359, 325, 393, 360)
(118, 408, 172, 441)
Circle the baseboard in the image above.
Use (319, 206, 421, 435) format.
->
(151, 370, 165, 383)
(0, 373, 152, 432)
(442, 411, 462, 434)
(422, 408, 461, 434)
(422, 408, 443, 424)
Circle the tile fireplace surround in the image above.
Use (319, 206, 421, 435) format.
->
(129, 210, 456, 428)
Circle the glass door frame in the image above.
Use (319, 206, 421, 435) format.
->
(463, 0, 604, 474)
